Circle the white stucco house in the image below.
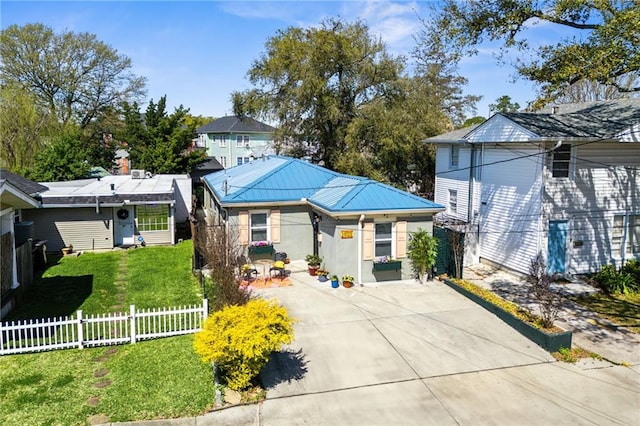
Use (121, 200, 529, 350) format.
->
(427, 98, 639, 275)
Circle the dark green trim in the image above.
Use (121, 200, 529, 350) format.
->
(443, 279, 572, 352)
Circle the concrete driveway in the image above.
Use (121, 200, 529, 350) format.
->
(196, 273, 639, 426)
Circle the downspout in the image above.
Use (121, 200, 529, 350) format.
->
(358, 214, 365, 286)
(467, 143, 475, 224)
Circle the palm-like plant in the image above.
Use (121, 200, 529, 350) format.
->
(407, 228, 438, 284)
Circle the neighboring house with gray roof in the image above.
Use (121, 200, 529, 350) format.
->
(426, 98, 639, 276)
(196, 116, 277, 169)
(202, 156, 444, 284)
(21, 174, 191, 252)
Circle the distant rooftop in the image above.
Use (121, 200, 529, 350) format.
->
(196, 116, 276, 134)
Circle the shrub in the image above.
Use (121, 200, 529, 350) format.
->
(526, 253, 561, 328)
(593, 264, 638, 295)
(407, 228, 438, 283)
(193, 299, 295, 390)
(194, 223, 253, 311)
(621, 259, 640, 288)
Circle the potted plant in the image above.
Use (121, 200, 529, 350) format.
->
(316, 268, 329, 282)
(330, 275, 339, 288)
(342, 274, 355, 288)
(305, 254, 323, 276)
(407, 228, 438, 283)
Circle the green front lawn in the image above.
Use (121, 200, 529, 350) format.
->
(1, 241, 215, 424)
(569, 293, 640, 334)
(7, 241, 202, 320)
(0, 335, 214, 425)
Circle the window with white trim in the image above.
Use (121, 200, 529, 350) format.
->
(236, 135, 250, 147)
(630, 215, 640, 255)
(137, 204, 169, 231)
(218, 135, 227, 147)
(237, 157, 243, 166)
(612, 214, 640, 258)
(250, 211, 269, 242)
(374, 223, 393, 257)
(552, 144, 572, 178)
(450, 145, 459, 168)
(448, 189, 458, 215)
(219, 156, 227, 168)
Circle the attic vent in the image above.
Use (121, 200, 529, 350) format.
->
(131, 169, 145, 179)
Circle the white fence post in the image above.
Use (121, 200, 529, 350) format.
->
(203, 299, 209, 320)
(130, 304, 136, 344)
(77, 310, 84, 349)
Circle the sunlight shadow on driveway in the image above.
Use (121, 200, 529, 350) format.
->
(260, 348, 308, 390)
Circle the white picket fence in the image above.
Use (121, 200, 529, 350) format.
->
(0, 299, 208, 355)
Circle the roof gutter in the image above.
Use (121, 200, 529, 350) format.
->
(219, 200, 305, 209)
(310, 202, 445, 218)
(41, 201, 175, 209)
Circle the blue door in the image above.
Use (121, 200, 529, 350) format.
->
(547, 220, 568, 273)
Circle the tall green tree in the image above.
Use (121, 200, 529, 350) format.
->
(28, 130, 92, 181)
(120, 96, 204, 174)
(489, 95, 521, 114)
(0, 84, 54, 173)
(338, 32, 480, 196)
(0, 23, 146, 130)
(422, 1, 639, 106)
(232, 18, 405, 169)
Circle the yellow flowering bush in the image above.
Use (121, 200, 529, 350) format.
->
(193, 299, 295, 390)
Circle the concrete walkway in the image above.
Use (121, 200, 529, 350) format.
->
(109, 268, 639, 425)
(463, 264, 640, 366)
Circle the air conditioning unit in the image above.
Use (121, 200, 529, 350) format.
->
(131, 169, 145, 179)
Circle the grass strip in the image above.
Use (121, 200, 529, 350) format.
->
(568, 293, 640, 334)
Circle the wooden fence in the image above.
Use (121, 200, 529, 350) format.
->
(0, 299, 208, 355)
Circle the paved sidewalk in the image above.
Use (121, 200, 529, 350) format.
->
(463, 264, 640, 365)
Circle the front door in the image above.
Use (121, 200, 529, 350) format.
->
(114, 206, 135, 246)
(547, 220, 568, 274)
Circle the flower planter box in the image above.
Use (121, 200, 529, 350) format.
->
(373, 261, 402, 272)
(443, 279, 572, 353)
(248, 245, 275, 256)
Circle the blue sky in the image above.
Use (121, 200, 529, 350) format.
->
(2, 1, 561, 120)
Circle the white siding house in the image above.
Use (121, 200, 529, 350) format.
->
(428, 98, 640, 275)
(21, 174, 192, 252)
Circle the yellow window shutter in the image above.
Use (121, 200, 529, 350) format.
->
(270, 210, 280, 243)
(363, 221, 374, 260)
(396, 221, 407, 258)
(238, 211, 249, 245)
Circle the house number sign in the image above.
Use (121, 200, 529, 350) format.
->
(341, 230, 353, 239)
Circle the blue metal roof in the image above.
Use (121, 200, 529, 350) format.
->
(203, 156, 444, 214)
